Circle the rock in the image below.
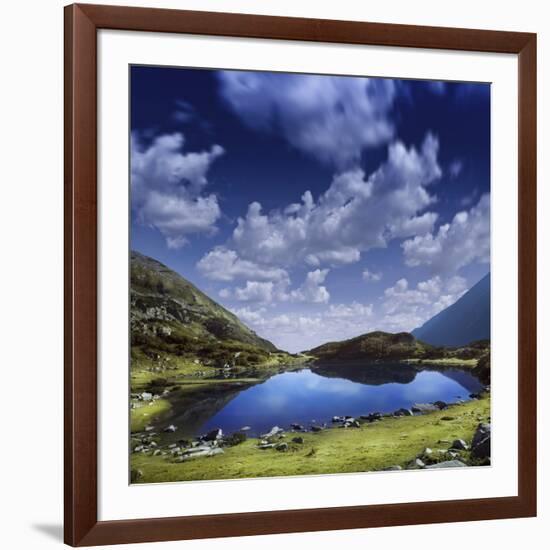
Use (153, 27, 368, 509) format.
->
(394, 408, 413, 417)
(407, 458, 425, 469)
(420, 447, 433, 458)
(258, 443, 275, 450)
(292, 436, 304, 444)
(153, 449, 162, 456)
(203, 428, 223, 442)
(471, 423, 491, 459)
(261, 426, 284, 439)
(332, 416, 344, 423)
(383, 465, 403, 471)
(140, 392, 153, 401)
(163, 424, 177, 433)
(425, 460, 467, 469)
(433, 400, 448, 410)
(275, 442, 289, 452)
(344, 420, 360, 428)
(144, 425, 154, 431)
(133, 445, 144, 453)
(310, 425, 324, 432)
(130, 469, 143, 483)
(411, 403, 438, 413)
(441, 416, 455, 421)
(179, 447, 224, 460)
(290, 423, 304, 431)
(450, 439, 469, 451)
(225, 432, 247, 446)
(360, 412, 382, 422)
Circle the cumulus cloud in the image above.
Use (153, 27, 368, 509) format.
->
(449, 159, 463, 178)
(290, 269, 330, 304)
(197, 246, 289, 282)
(380, 275, 468, 332)
(362, 269, 382, 282)
(401, 194, 490, 273)
(229, 134, 441, 269)
(232, 301, 374, 352)
(131, 132, 224, 248)
(221, 269, 330, 305)
(218, 71, 396, 168)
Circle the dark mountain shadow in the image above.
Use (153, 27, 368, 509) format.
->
(312, 363, 419, 386)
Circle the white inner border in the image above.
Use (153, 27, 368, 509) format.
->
(98, 29, 518, 522)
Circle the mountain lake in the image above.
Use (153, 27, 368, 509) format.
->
(157, 364, 484, 439)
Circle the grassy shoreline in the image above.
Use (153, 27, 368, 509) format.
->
(131, 394, 490, 483)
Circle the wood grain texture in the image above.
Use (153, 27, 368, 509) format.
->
(64, 3, 537, 546)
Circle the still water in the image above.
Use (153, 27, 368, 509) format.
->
(195, 365, 483, 437)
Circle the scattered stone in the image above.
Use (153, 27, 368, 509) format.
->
(450, 439, 469, 451)
(394, 408, 413, 417)
(140, 392, 153, 401)
(441, 416, 455, 421)
(163, 424, 177, 433)
(433, 400, 448, 410)
(425, 460, 467, 469)
(407, 458, 425, 469)
(383, 465, 403, 471)
(261, 426, 284, 439)
(360, 412, 382, 422)
(411, 403, 438, 413)
(203, 428, 223, 442)
(310, 425, 325, 432)
(471, 423, 491, 459)
(130, 469, 143, 483)
(343, 419, 360, 428)
(292, 436, 304, 444)
(178, 447, 224, 461)
(332, 416, 344, 423)
(144, 425, 154, 432)
(275, 442, 289, 452)
(258, 443, 275, 450)
(290, 423, 304, 431)
(133, 445, 144, 453)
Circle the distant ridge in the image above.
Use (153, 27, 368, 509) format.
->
(412, 273, 490, 347)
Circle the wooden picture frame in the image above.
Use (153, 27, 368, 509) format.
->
(64, 3, 537, 546)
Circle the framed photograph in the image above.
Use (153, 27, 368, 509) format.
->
(64, 3, 537, 546)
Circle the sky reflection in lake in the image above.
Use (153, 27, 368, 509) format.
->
(198, 367, 483, 437)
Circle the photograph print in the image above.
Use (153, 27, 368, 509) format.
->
(129, 66, 491, 484)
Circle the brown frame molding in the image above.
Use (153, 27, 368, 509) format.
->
(64, 3, 537, 546)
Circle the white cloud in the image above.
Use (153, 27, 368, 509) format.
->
(290, 269, 330, 304)
(362, 269, 382, 282)
(401, 194, 490, 273)
(131, 132, 224, 248)
(229, 134, 441, 270)
(222, 269, 330, 305)
(231, 301, 374, 352)
(218, 71, 396, 168)
(197, 246, 289, 282)
(380, 275, 468, 332)
(234, 281, 276, 303)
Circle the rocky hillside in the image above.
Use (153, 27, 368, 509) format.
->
(131, 251, 278, 367)
(308, 331, 430, 363)
(412, 274, 490, 347)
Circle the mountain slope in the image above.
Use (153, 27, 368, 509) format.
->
(130, 251, 277, 365)
(308, 331, 430, 363)
(412, 273, 490, 347)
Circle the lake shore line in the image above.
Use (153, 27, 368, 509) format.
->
(131, 393, 490, 483)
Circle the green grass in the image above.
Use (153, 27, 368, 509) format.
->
(131, 398, 171, 432)
(131, 395, 490, 483)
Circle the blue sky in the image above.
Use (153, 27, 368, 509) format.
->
(131, 66, 490, 352)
